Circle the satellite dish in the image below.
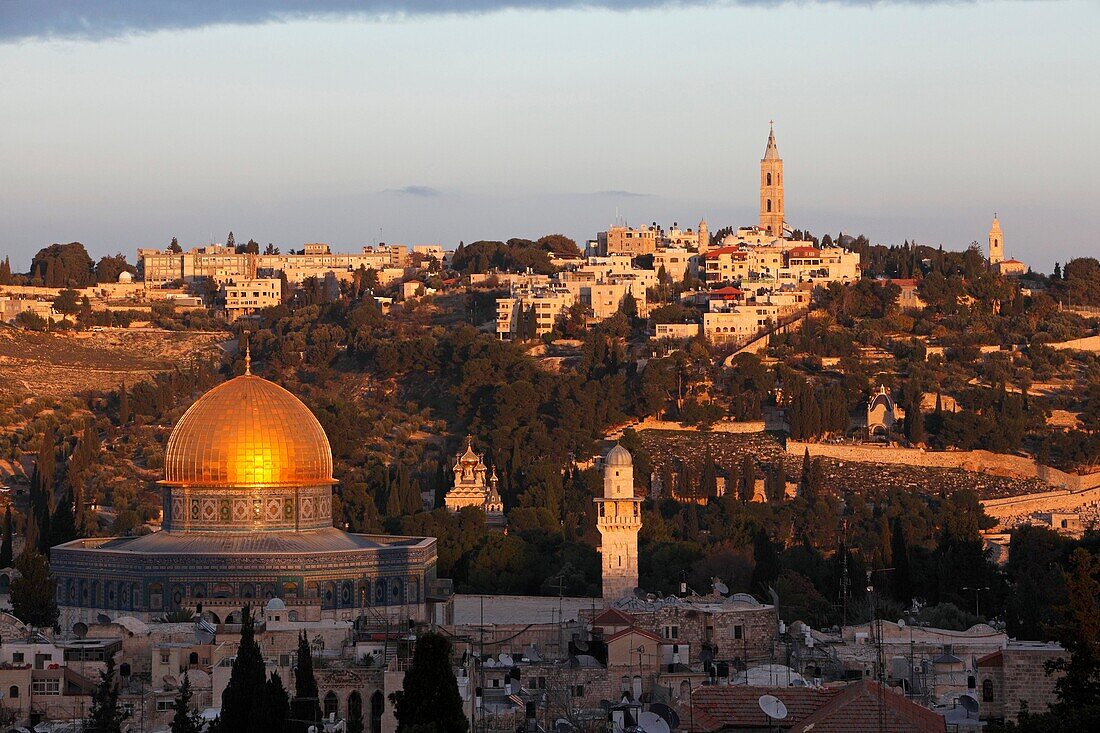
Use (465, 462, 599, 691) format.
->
(73, 622, 88, 639)
(713, 579, 729, 596)
(648, 703, 680, 728)
(758, 694, 788, 721)
(959, 694, 980, 717)
(498, 653, 514, 666)
(637, 712, 671, 733)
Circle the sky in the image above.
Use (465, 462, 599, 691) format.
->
(1, 1, 1097, 274)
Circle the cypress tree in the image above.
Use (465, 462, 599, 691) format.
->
(217, 605, 270, 733)
(0, 506, 12, 568)
(889, 518, 913, 604)
(290, 631, 321, 733)
(30, 428, 55, 555)
(11, 547, 58, 628)
(49, 489, 78, 548)
(169, 673, 204, 733)
(750, 529, 780, 594)
(86, 657, 129, 733)
(391, 632, 468, 733)
(739, 455, 755, 503)
(264, 671, 290, 729)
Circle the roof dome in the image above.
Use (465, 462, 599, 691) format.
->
(605, 444, 632, 467)
(265, 597, 287, 612)
(163, 375, 334, 488)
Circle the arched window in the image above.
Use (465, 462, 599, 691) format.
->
(766, 172, 772, 186)
(370, 691, 384, 733)
(189, 652, 199, 666)
(767, 200, 772, 213)
(8, 686, 18, 699)
(982, 678, 994, 702)
(324, 691, 339, 718)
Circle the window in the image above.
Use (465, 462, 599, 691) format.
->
(324, 691, 339, 718)
(766, 172, 772, 186)
(8, 686, 18, 699)
(734, 625, 744, 640)
(572, 685, 585, 698)
(161, 653, 170, 665)
(32, 679, 61, 696)
(156, 699, 174, 712)
(12, 653, 23, 664)
(663, 625, 680, 640)
(982, 678, 994, 702)
(767, 200, 772, 213)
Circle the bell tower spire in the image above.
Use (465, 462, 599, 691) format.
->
(759, 121, 785, 238)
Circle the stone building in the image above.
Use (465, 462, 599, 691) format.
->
(595, 446, 642, 603)
(977, 642, 1065, 724)
(760, 123, 785, 237)
(443, 439, 504, 524)
(51, 356, 446, 630)
(222, 277, 281, 320)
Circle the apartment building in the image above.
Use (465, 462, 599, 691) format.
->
(222, 278, 282, 320)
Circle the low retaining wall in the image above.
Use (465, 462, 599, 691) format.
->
(981, 485, 1100, 519)
(1048, 335, 1100, 353)
(785, 442, 1037, 479)
(607, 418, 767, 438)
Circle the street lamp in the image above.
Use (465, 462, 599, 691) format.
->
(961, 587, 990, 619)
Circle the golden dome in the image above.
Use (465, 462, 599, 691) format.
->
(162, 375, 334, 488)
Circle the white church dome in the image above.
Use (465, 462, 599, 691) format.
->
(605, 444, 632, 467)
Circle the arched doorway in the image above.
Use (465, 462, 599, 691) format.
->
(348, 691, 363, 726)
(324, 691, 339, 719)
(370, 690, 384, 733)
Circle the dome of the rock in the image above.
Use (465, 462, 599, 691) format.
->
(162, 374, 334, 488)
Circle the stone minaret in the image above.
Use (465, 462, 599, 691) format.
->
(698, 218, 709, 253)
(988, 214, 1004, 265)
(759, 122, 785, 238)
(595, 444, 642, 603)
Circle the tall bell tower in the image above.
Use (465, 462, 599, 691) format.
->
(988, 214, 1004, 265)
(595, 445, 642, 603)
(759, 122, 785, 238)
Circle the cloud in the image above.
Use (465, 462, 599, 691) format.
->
(0, 1, 980, 43)
(590, 190, 653, 198)
(383, 185, 441, 197)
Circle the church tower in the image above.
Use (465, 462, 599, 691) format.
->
(988, 214, 1004, 265)
(759, 123, 785, 238)
(595, 444, 642, 603)
(698, 218, 709, 253)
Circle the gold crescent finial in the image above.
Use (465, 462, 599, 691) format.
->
(244, 342, 251, 375)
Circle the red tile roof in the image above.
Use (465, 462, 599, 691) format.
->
(592, 608, 633, 627)
(889, 278, 919, 287)
(787, 246, 820, 257)
(794, 679, 945, 733)
(605, 626, 662, 644)
(709, 286, 744, 298)
(684, 685, 838, 731)
(703, 247, 746, 260)
(683, 680, 943, 733)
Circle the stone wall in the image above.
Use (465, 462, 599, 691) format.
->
(608, 418, 767, 438)
(785, 442, 1038, 479)
(1049, 334, 1100, 353)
